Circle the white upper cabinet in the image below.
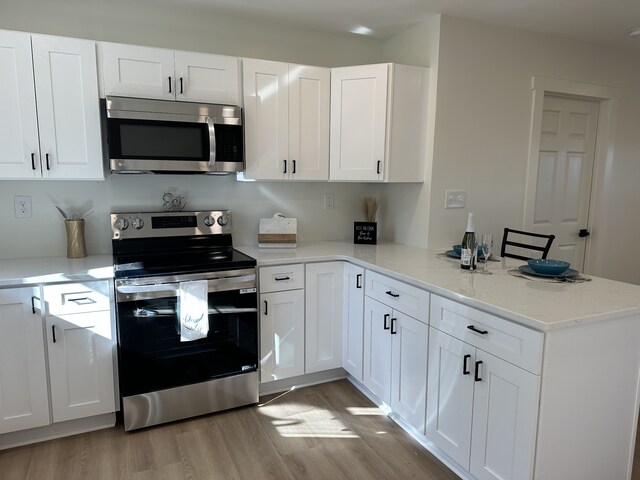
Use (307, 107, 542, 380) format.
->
(32, 35, 103, 180)
(0, 30, 103, 180)
(243, 58, 330, 181)
(100, 42, 240, 105)
(0, 31, 40, 179)
(330, 63, 429, 183)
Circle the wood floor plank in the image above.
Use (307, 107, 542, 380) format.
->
(175, 422, 241, 480)
(212, 406, 295, 480)
(281, 445, 351, 480)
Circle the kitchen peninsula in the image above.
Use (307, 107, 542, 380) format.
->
(1, 242, 639, 480)
(237, 241, 640, 480)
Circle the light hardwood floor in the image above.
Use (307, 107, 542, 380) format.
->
(2, 380, 640, 480)
(0, 380, 459, 480)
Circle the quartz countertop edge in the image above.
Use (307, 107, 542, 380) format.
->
(236, 242, 640, 332)
(0, 254, 114, 287)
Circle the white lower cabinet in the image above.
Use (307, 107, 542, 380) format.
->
(259, 264, 305, 383)
(0, 281, 117, 436)
(0, 287, 50, 434)
(363, 291, 429, 433)
(363, 297, 393, 404)
(45, 310, 116, 422)
(305, 262, 343, 373)
(427, 295, 541, 480)
(342, 263, 364, 381)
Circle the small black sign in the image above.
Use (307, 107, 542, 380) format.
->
(354, 222, 377, 245)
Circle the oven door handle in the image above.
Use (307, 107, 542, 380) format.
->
(117, 284, 177, 295)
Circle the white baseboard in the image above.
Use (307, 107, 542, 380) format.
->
(0, 413, 116, 451)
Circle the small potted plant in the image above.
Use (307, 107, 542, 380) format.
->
(354, 197, 378, 245)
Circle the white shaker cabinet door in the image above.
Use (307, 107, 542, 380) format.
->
(101, 42, 175, 100)
(288, 64, 330, 181)
(243, 59, 290, 180)
(46, 310, 116, 422)
(363, 297, 392, 404)
(305, 262, 343, 374)
(260, 289, 305, 382)
(174, 51, 239, 105)
(342, 263, 365, 381)
(0, 30, 40, 179)
(426, 327, 475, 469)
(32, 35, 103, 180)
(329, 63, 388, 182)
(470, 350, 539, 480)
(390, 311, 428, 434)
(0, 287, 50, 434)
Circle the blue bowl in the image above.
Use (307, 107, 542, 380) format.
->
(527, 259, 570, 275)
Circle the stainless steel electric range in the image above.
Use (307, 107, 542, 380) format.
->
(111, 210, 258, 431)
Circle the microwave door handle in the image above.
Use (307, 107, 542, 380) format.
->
(206, 117, 216, 167)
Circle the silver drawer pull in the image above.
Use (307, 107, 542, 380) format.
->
(68, 297, 96, 305)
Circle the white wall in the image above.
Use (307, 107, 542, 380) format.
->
(379, 15, 440, 248)
(0, 176, 376, 259)
(0, 0, 382, 66)
(0, 0, 385, 259)
(383, 15, 640, 283)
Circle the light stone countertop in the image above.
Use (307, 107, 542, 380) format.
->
(236, 241, 640, 331)
(0, 255, 113, 287)
(2, 243, 639, 332)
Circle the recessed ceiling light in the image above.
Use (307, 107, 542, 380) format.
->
(351, 26, 373, 36)
(628, 26, 640, 38)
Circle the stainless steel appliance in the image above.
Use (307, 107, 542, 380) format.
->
(105, 96, 244, 174)
(111, 211, 258, 431)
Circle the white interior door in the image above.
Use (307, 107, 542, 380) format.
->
(528, 95, 599, 270)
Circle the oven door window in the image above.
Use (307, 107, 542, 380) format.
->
(117, 289, 257, 397)
(108, 118, 209, 161)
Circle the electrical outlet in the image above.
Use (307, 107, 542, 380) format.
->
(14, 195, 32, 218)
(324, 193, 335, 210)
(445, 189, 466, 209)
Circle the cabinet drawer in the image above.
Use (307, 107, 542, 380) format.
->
(259, 264, 304, 293)
(43, 281, 111, 316)
(365, 270, 429, 323)
(430, 295, 543, 374)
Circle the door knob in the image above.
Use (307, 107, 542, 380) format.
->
(579, 229, 590, 238)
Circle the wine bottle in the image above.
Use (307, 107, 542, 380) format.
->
(460, 212, 476, 270)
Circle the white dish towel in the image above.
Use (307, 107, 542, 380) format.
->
(179, 280, 209, 342)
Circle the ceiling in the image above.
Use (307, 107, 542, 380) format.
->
(179, 0, 640, 50)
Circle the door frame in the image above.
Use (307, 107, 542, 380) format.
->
(524, 76, 620, 274)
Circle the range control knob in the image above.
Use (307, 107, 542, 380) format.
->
(203, 216, 215, 227)
(114, 218, 129, 230)
(131, 217, 145, 230)
(217, 215, 229, 226)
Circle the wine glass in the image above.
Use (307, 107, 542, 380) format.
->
(481, 234, 493, 274)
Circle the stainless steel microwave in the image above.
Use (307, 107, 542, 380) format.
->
(105, 96, 244, 174)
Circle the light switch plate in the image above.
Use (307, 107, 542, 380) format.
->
(445, 189, 466, 209)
